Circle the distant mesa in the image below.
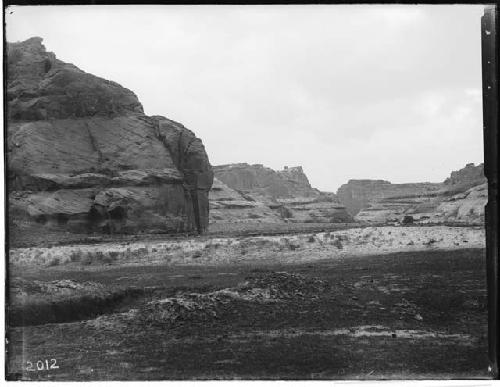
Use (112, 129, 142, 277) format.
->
(335, 163, 486, 225)
(7, 37, 214, 246)
(213, 163, 319, 199)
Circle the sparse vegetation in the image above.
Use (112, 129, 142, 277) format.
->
(69, 250, 83, 262)
(7, 248, 488, 380)
(48, 257, 60, 266)
(332, 238, 343, 249)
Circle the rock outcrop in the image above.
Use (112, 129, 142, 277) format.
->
(337, 180, 442, 218)
(213, 164, 320, 199)
(430, 183, 487, 224)
(7, 37, 213, 244)
(209, 178, 283, 224)
(336, 164, 487, 225)
(210, 163, 352, 224)
(444, 163, 485, 189)
(275, 196, 353, 224)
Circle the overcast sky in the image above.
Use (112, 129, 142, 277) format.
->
(6, 5, 485, 192)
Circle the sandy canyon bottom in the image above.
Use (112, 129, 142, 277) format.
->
(7, 225, 489, 380)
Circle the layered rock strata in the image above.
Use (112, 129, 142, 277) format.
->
(210, 163, 352, 224)
(7, 37, 213, 242)
(213, 164, 320, 199)
(209, 178, 283, 224)
(336, 164, 487, 224)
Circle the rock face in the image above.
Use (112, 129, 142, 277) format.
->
(444, 163, 485, 188)
(336, 164, 487, 225)
(7, 37, 213, 243)
(213, 164, 320, 198)
(210, 163, 352, 224)
(209, 178, 283, 224)
(337, 180, 442, 217)
(275, 196, 353, 224)
(431, 183, 487, 224)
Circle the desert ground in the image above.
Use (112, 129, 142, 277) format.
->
(6, 224, 488, 380)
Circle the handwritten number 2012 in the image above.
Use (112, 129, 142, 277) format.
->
(26, 359, 59, 371)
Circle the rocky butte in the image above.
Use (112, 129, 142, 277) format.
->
(213, 164, 320, 198)
(210, 163, 352, 224)
(7, 37, 214, 245)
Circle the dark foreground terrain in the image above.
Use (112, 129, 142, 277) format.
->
(7, 248, 488, 380)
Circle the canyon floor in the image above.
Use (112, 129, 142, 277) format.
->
(6, 225, 489, 380)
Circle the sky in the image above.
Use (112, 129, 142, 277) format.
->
(5, 5, 486, 192)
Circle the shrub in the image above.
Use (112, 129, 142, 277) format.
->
(70, 250, 83, 262)
(82, 253, 93, 265)
(332, 238, 343, 249)
(48, 257, 60, 266)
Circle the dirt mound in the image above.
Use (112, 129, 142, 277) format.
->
(239, 271, 329, 300)
(140, 272, 329, 327)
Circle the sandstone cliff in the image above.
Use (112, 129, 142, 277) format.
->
(336, 164, 486, 225)
(213, 164, 320, 199)
(211, 163, 352, 224)
(7, 37, 213, 244)
(209, 178, 283, 224)
(336, 180, 442, 217)
(443, 163, 485, 189)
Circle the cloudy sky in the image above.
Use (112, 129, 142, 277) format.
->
(6, 5, 485, 192)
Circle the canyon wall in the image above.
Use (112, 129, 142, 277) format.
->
(7, 37, 213, 245)
(336, 164, 486, 225)
(209, 178, 283, 224)
(336, 180, 442, 216)
(213, 164, 320, 199)
(211, 163, 352, 224)
(444, 163, 485, 188)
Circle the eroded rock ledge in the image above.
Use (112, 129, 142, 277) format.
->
(210, 163, 352, 224)
(7, 37, 213, 243)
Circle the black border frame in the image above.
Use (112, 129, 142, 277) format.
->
(481, 4, 499, 380)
